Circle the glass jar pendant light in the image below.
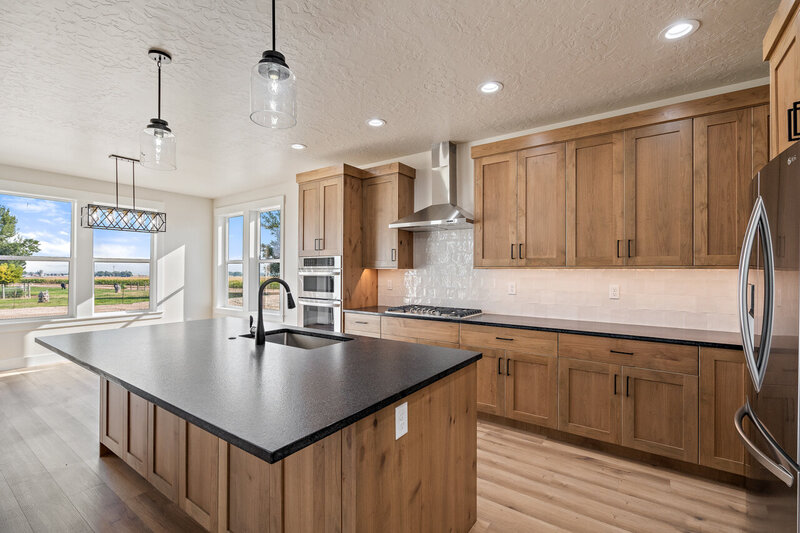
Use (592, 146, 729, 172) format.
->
(250, 0, 296, 128)
(140, 49, 177, 170)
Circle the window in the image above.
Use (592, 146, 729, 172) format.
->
(93, 229, 153, 313)
(226, 215, 244, 308)
(216, 199, 283, 316)
(0, 193, 72, 320)
(259, 209, 281, 312)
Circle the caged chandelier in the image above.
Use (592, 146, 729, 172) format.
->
(81, 155, 167, 233)
(250, 0, 296, 128)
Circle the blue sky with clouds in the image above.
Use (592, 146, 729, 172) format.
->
(0, 193, 151, 275)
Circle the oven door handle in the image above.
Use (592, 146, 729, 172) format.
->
(298, 271, 341, 277)
(297, 298, 341, 308)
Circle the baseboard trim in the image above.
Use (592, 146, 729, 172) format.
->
(0, 353, 66, 372)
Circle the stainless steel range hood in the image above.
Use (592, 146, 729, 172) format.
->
(388, 141, 474, 231)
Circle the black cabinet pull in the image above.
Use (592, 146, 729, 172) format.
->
(506, 358, 511, 376)
(354, 321, 368, 325)
(511, 244, 515, 260)
(610, 349, 634, 356)
(519, 243, 524, 259)
(495, 336, 514, 341)
(319, 238, 324, 250)
(498, 357, 503, 375)
(626, 376, 630, 397)
(627, 239, 633, 258)
(613, 374, 618, 395)
(616, 240, 622, 258)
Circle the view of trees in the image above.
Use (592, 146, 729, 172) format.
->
(0, 205, 40, 279)
(95, 270, 135, 277)
(260, 210, 280, 259)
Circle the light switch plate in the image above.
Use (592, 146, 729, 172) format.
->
(395, 402, 408, 439)
(609, 284, 620, 299)
(387, 279, 393, 290)
(508, 282, 517, 295)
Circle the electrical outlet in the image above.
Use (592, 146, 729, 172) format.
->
(395, 402, 408, 439)
(609, 284, 620, 299)
(507, 282, 517, 295)
(387, 279, 393, 290)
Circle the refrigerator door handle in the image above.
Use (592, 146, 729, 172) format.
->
(737, 195, 776, 392)
(735, 401, 799, 487)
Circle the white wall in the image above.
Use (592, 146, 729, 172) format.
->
(0, 164, 213, 370)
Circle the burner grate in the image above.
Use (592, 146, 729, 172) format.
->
(385, 304, 482, 319)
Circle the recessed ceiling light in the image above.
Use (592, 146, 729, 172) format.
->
(661, 19, 700, 40)
(290, 143, 306, 150)
(367, 118, 386, 127)
(479, 81, 503, 94)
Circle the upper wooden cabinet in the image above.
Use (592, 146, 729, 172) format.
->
(298, 177, 343, 256)
(475, 144, 566, 267)
(765, 0, 800, 158)
(361, 164, 415, 269)
(566, 133, 625, 266)
(624, 120, 693, 266)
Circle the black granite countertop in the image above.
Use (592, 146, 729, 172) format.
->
(344, 306, 743, 350)
(35, 318, 481, 464)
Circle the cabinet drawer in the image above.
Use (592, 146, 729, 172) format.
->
(558, 333, 698, 375)
(381, 316, 460, 345)
(344, 313, 381, 338)
(460, 324, 557, 356)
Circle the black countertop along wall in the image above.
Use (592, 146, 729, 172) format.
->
(35, 318, 481, 464)
(345, 306, 743, 350)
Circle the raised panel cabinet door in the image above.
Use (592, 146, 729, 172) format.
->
(147, 404, 180, 501)
(462, 345, 505, 415)
(558, 358, 621, 444)
(699, 348, 747, 474)
(624, 119, 693, 266)
(693, 110, 752, 266)
(298, 181, 320, 256)
(178, 421, 220, 531)
(474, 153, 518, 267)
(505, 351, 557, 428)
(621, 367, 698, 462)
(566, 133, 625, 266)
(362, 175, 398, 268)
(517, 143, 566, 266)
(123, 391, 149, 477)
(769, 12, 800, 158)
(318, 178, 343, 256)
(100, 378, 125, 457)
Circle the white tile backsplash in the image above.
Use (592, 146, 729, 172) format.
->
(377, 230, 739, 331)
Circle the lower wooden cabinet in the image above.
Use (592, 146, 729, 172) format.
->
(699, 347, 748, 474)
(621, 367, 698, 462)
(467, 346, 505, 416)
(558, 358, 621, 444)
(505, 351, 558, 428)
(178, 422, 220, 531)
(100, 378, 126, 457)
(147, 404, 180, 501)
(123, 390, 149, 477)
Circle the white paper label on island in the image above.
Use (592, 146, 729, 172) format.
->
(395, 402, 408, 439)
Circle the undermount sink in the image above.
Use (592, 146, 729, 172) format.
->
(259, 329, 350, 349)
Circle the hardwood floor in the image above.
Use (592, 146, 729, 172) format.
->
(0, 363, 750, 532)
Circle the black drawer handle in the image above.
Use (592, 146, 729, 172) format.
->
(613, 374, 618, 395)
(610, 349, 634, 356)
(626, 376, 631, 397)
(498, 357, 503, 375)
(506, 358, 511, 376)
(496, 336, 514, 341)
(354, 321, 369, 325)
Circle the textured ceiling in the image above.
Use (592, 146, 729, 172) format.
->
(0, 0, 778, 198)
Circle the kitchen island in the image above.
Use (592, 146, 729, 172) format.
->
(36, 317, 481, 532)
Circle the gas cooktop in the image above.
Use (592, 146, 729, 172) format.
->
(385, 305, 482, 319)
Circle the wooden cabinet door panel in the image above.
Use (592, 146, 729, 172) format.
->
(147, 404, 180, 501)
(474, 153, 518, 267)
(624, 120, 693, 266)
(100, 378, 125, 457)
(505, 352, 557, 428)
(694, 110, 752, 266)
(770, 16, 800, 158)
(362, 176, 397, 268)
(319, 178, 342, 255)
(298, 181, 320, 256)
(219, 442, 272, 533)
(699, 348, 747, 474)
(566, 133, 625, 266)
(178, 422, 219, 531)
(518, 143, 566, 266)
(124, 391, 149, 477)
(621, 367, 698, 462)
(463, 345, 505, 416)
(558, 358, 621, 444)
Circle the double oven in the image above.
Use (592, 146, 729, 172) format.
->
(297, 256, 342, 332)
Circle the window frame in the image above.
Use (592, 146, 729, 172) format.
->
(91, 229, 157, 315)
(224, 213, 245, 310)
(214, 196, 284, 321)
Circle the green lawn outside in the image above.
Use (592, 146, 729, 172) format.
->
(0, 283, 150, 309)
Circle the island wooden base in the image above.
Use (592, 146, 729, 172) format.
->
(99, 363, 477, 532)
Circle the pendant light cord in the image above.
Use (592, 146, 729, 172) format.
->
(272, 0, 276, 50)
(115, 158, 119, 209)
(131, 160, 136, 211)
(157, 57, 162, 120)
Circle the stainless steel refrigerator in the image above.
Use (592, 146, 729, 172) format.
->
(736, 142, 800, 531)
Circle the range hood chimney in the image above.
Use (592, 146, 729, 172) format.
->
(388, 141, 474, 231)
